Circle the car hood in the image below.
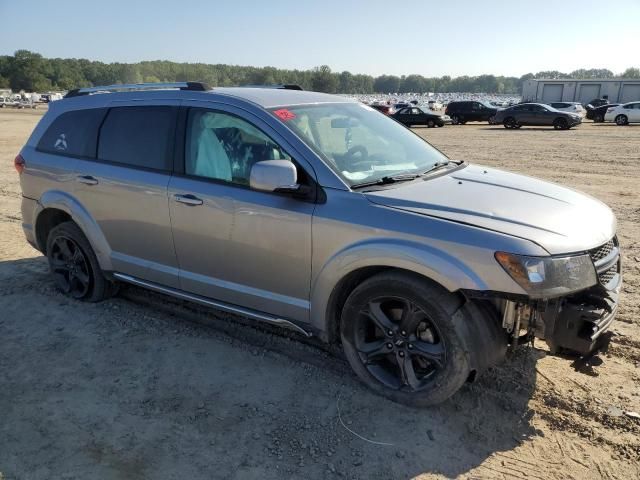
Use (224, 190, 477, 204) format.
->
(364, 164, 616, 255)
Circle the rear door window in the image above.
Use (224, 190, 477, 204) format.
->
(98, 106, 177, 171)
(37, 108, 107, 158)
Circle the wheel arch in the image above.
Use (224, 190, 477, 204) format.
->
(35, 190, 113, 270)
(310, 239, 489, 342)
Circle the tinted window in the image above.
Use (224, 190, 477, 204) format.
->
(185, 109, 291, 186)
(38, 108, 107, 157)
(98, 106, 176, 170)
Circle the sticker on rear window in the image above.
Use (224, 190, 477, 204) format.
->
(54, 133, 68, 151)
(273, 109, 296, 121)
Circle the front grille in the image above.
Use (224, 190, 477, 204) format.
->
(598, 265, 618, 286)
(588, 238, 615, 263)
(588, 237, 619, 287)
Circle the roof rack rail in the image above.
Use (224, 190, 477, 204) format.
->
(240, 84, 303, 91)
(64, 81, 210, 98)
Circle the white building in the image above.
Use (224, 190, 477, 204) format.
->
(522, 79, 640, 105)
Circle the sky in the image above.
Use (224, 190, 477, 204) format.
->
(1, 0, 638, 78)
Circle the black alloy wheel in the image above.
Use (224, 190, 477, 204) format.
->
(352, 296, 446, 391)
(339, 272, 490, 406)
(46, 221, 117, 302)
(427, 119, 436, 128)
(49, 235, 91, 298)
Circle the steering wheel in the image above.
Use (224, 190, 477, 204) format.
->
(345, 145, 369, 162)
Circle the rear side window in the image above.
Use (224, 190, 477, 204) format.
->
(98, 106, 176, 171)
(37, 108, 106, 157)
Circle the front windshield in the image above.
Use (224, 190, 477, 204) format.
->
(270, 103, 448, 186)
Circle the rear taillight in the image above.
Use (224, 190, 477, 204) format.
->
(606, 107, 615, 113)
(14, 154, 25, 174)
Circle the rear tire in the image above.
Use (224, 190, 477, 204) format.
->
(451, 115, 461, 125)
(593, 113, 604, 123)
(615, 114, 628, 126)
(46, 221, 117, 302)
(427, 119, 435, 128)
(340, 272, 485, 407)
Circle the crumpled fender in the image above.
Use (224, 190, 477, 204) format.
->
(36, 190, 113, 270)
(309, 238, 489, 333)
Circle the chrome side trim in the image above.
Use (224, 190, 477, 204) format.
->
(113, 272, 312, 337)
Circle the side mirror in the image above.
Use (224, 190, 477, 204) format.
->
(250, 160, 299, 193)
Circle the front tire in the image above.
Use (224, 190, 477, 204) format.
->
(340, 272, 477, 406)
(503, 117, 518, 129)
(593, 113, 604, 123)
(46, 221, 117, 302)
(553, 118, 568, 130)
(615, 114, 628, 126)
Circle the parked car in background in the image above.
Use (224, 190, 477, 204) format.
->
(391, 106, 449, 127)
(369, 104, 393, 115)
(444, 101, 499, 125)
(604, 102, 640, 125)
(427, 100, 442, 110)
(393, 102, 411, 111)
(548, 102, 586, 118)
(586, 103, 619, 123)
(586, 98, 609, 108)
(494, 103, 582, 130)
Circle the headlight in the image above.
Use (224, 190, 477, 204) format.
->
(495, 252, 597, 298)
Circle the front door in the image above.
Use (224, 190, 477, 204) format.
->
(168, 104, 316, 322)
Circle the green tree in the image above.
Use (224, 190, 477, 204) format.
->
(373, 75, 401, 93)
(621, 67, 640, 78)
(311, 65, 337, 93)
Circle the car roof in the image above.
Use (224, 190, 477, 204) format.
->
(57, 86, 356, 111)
(213, 87, 355, 108)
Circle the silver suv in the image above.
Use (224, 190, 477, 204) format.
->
(17, 82, 621, 406)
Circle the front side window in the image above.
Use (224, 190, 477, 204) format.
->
(271, 103, 448, 186)
(98, 106, 176, 170)
(186, 109, 291, 185)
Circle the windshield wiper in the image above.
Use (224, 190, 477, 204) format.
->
(351, 173, 421, 189)
(421, 161, 454, 175)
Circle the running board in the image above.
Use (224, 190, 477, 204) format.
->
(112, 273, 313, 338)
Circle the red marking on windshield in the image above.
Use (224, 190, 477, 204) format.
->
(273, 109, 296, 121)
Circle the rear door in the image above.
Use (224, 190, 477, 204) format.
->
(74, 102, 180, 288)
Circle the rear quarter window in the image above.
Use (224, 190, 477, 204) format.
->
(37, 108, 107, 157)
(97, 106, 176, 171)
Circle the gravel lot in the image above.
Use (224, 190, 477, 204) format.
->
(1, 109, 639, 480)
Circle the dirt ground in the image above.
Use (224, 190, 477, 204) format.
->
(1, 108, 639, 480)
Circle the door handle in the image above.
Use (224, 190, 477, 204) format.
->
(76, 175, 98, 185)
(174, 194, 203, 206)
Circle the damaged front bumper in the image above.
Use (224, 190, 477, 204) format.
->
(536, 281, 620, 354)
(468, 237, 622, 356)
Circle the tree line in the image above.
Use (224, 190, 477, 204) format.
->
(1, 50, 639, 95)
